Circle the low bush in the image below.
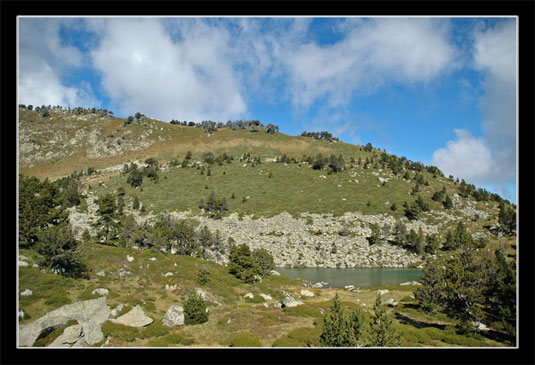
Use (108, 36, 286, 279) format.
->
(229, 332, 262, 347)
(139, 320, 170, 339)
(101, 321, 140, 342)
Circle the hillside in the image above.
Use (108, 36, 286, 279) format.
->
(17, 107, 517, 349)
(18, 107, 516, 264)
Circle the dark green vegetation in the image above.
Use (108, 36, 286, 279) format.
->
(18, 107, 516, 347)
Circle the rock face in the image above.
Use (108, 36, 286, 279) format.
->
(19, 297, 110, 347)
(162, 305, 184, 327)
(110, 305, 153, 327)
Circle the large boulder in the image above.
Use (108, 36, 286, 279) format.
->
(162, 305, 184, 327)
(19, 297, 110, 347)
(110, 305, 153, 327)
(300, 289, 314, 297)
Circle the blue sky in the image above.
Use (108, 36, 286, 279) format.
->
(18, 17, 517, 203)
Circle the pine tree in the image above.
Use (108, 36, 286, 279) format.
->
(443, 230, 456, 250)
(319, 294, 355, 347)
(443, 195, 453, 209)
(183, 291, 209, 325)
(132, 196, 140, 210)
(368, 294, 401, 347)
(349, 306, 369, 346)
(228, 244, 261, 283)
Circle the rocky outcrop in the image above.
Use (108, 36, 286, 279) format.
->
(110, 305, 153, 327)
(19, 297, 110, 347)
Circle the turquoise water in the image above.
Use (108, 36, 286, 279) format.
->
(275, 267, 424, 288)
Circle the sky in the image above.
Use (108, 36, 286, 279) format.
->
(17, 17, 517, 203)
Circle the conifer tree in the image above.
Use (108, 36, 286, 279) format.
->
(319, 294, 354, 347)
(368, 294, 401, 347)
(183, 291, 209, 325)
(228, 244, 261, 283)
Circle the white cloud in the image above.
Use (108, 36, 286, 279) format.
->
(277, 18, 458, 108)
(432, 19, 516, 199)
(89, 18, 246, 121)
(18, 18, 97, 107)
(432, 129, 493, 181)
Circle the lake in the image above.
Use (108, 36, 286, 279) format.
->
(275, 267, 424, 288)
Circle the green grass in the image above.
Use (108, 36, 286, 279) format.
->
(272, 327, 322, 347)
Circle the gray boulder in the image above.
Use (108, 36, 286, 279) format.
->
(19, 297, 110, 347)
(259, 293, 272, 301)
(110, 305, 153, 327)
(282, 296, 303, 308)
(300, 289, 314, 297)
(20, 289, 33, 296)
(244, 293, 254, 299)
(162, 305, 184, 327)
(91, 288, 109, 296)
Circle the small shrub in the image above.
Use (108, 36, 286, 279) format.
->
(101, 321, 140, 342)
(139, 321, 169, 339)
(229, 332, 262, 347)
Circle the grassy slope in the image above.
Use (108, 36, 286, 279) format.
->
(18, 246, 510, 347)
